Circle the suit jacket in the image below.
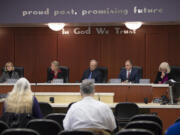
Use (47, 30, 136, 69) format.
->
(81, 68, 103, 83)
(0, 71, 19, 83)
(154, 72, 172, 84)
(119, 68, 140, 83)
(47, 69, 64, 82)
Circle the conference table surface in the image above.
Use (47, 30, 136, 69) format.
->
(0, 83, 170, 103)
(51, 102, 180, 109)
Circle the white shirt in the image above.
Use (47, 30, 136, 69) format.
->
(63, 96, 116, 131)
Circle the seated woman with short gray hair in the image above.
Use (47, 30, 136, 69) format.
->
(154, 62, 172, 84)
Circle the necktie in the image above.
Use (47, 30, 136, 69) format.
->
(128, 71, 131, 79)
(88, 72, 92, 79)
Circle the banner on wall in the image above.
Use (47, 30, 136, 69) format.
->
(0, 0, 180, 24)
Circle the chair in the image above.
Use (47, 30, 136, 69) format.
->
(125, 121, 162, 135)
(59, 66, 69, 83)
(170, 66, 180, 82)
(2, 67, 24, 77)
(67, 102, 76, 111)
(47, 66, 69, 83)
(39, 102, 53, 117)
(96, 67, 108, 83)
(130, 114, 163, 128)
(114, 102, 139, 127)
(26, 119, 62, 135)
(116, 129, 155, 135)
(45, 113, 66, 129)
(175, 117, 180, 123)
(58, 130, 95, 135)
(120, 66, 143, 78)
(0, 112, 33, 128)
(0, 121, 9, 134)
(1, 128, 40, 135)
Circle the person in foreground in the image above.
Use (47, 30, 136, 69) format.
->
(165, 121, 180, 135)
(63, 80, 116, 135)
(2, 78, 42, 118)
(154, 62, 172, 84)
(47, 60, 64, 82)
(0, 62, 19, 83)
(119, 59, 140, 83)
(81, 59, 103, 83)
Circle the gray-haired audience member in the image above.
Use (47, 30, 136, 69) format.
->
(63, 79, 116, 134)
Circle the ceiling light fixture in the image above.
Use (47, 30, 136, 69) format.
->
(48, 23, 65, 31)
(125, 22, 143, 31)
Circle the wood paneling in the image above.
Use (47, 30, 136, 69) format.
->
(58, 34, 101, 82)
(14, 33, 37, 82)
(168, 32, 180, 66)
(14, 30, 58, 82)
(0, 28, 14, 74)
(1, 84, 168, 103)
(0, 25, 180, 82)
(146, 32, 169, 82)
(150, 108, 180, 133)
(35, 34, 58, 82)
(101, 31, 146, 79)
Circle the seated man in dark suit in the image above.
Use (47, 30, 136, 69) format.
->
(81, 60, 103, 83)
(119, 60, 140, 83)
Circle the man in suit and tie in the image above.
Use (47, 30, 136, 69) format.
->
(119, 60, 140, 83)
(81, 59, 103, 83)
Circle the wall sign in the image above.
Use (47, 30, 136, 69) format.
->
(0, 0, 180, 24)
(62, 27, 136, 35)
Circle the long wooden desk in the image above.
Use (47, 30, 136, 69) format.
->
(34, 92, 114, 104)
(0, 83, 169, 102)
(35, 83, 169, 103)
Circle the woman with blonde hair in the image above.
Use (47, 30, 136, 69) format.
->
(47, 60, 64, 82)
(154, 62, 172, 84)
(0, 62, 19, 83)
(2, 78, 42, 118)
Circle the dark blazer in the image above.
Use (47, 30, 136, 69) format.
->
(81, 68, 103, 83)
(0, 71, 19, 83)
(154, 72, 172, 84)
(47, 69, 64, 82)
(119, 68, 140, 83)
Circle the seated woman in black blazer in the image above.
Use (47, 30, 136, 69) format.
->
(154, 62, 172, 84)
(0, 62, 19, 83)
(47, 60, 64, 83)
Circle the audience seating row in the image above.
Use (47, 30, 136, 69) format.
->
(0, 102, 180, 135)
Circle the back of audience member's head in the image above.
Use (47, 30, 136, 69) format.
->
(80, 79, 95, 96)
(5, 78, 33, 114)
